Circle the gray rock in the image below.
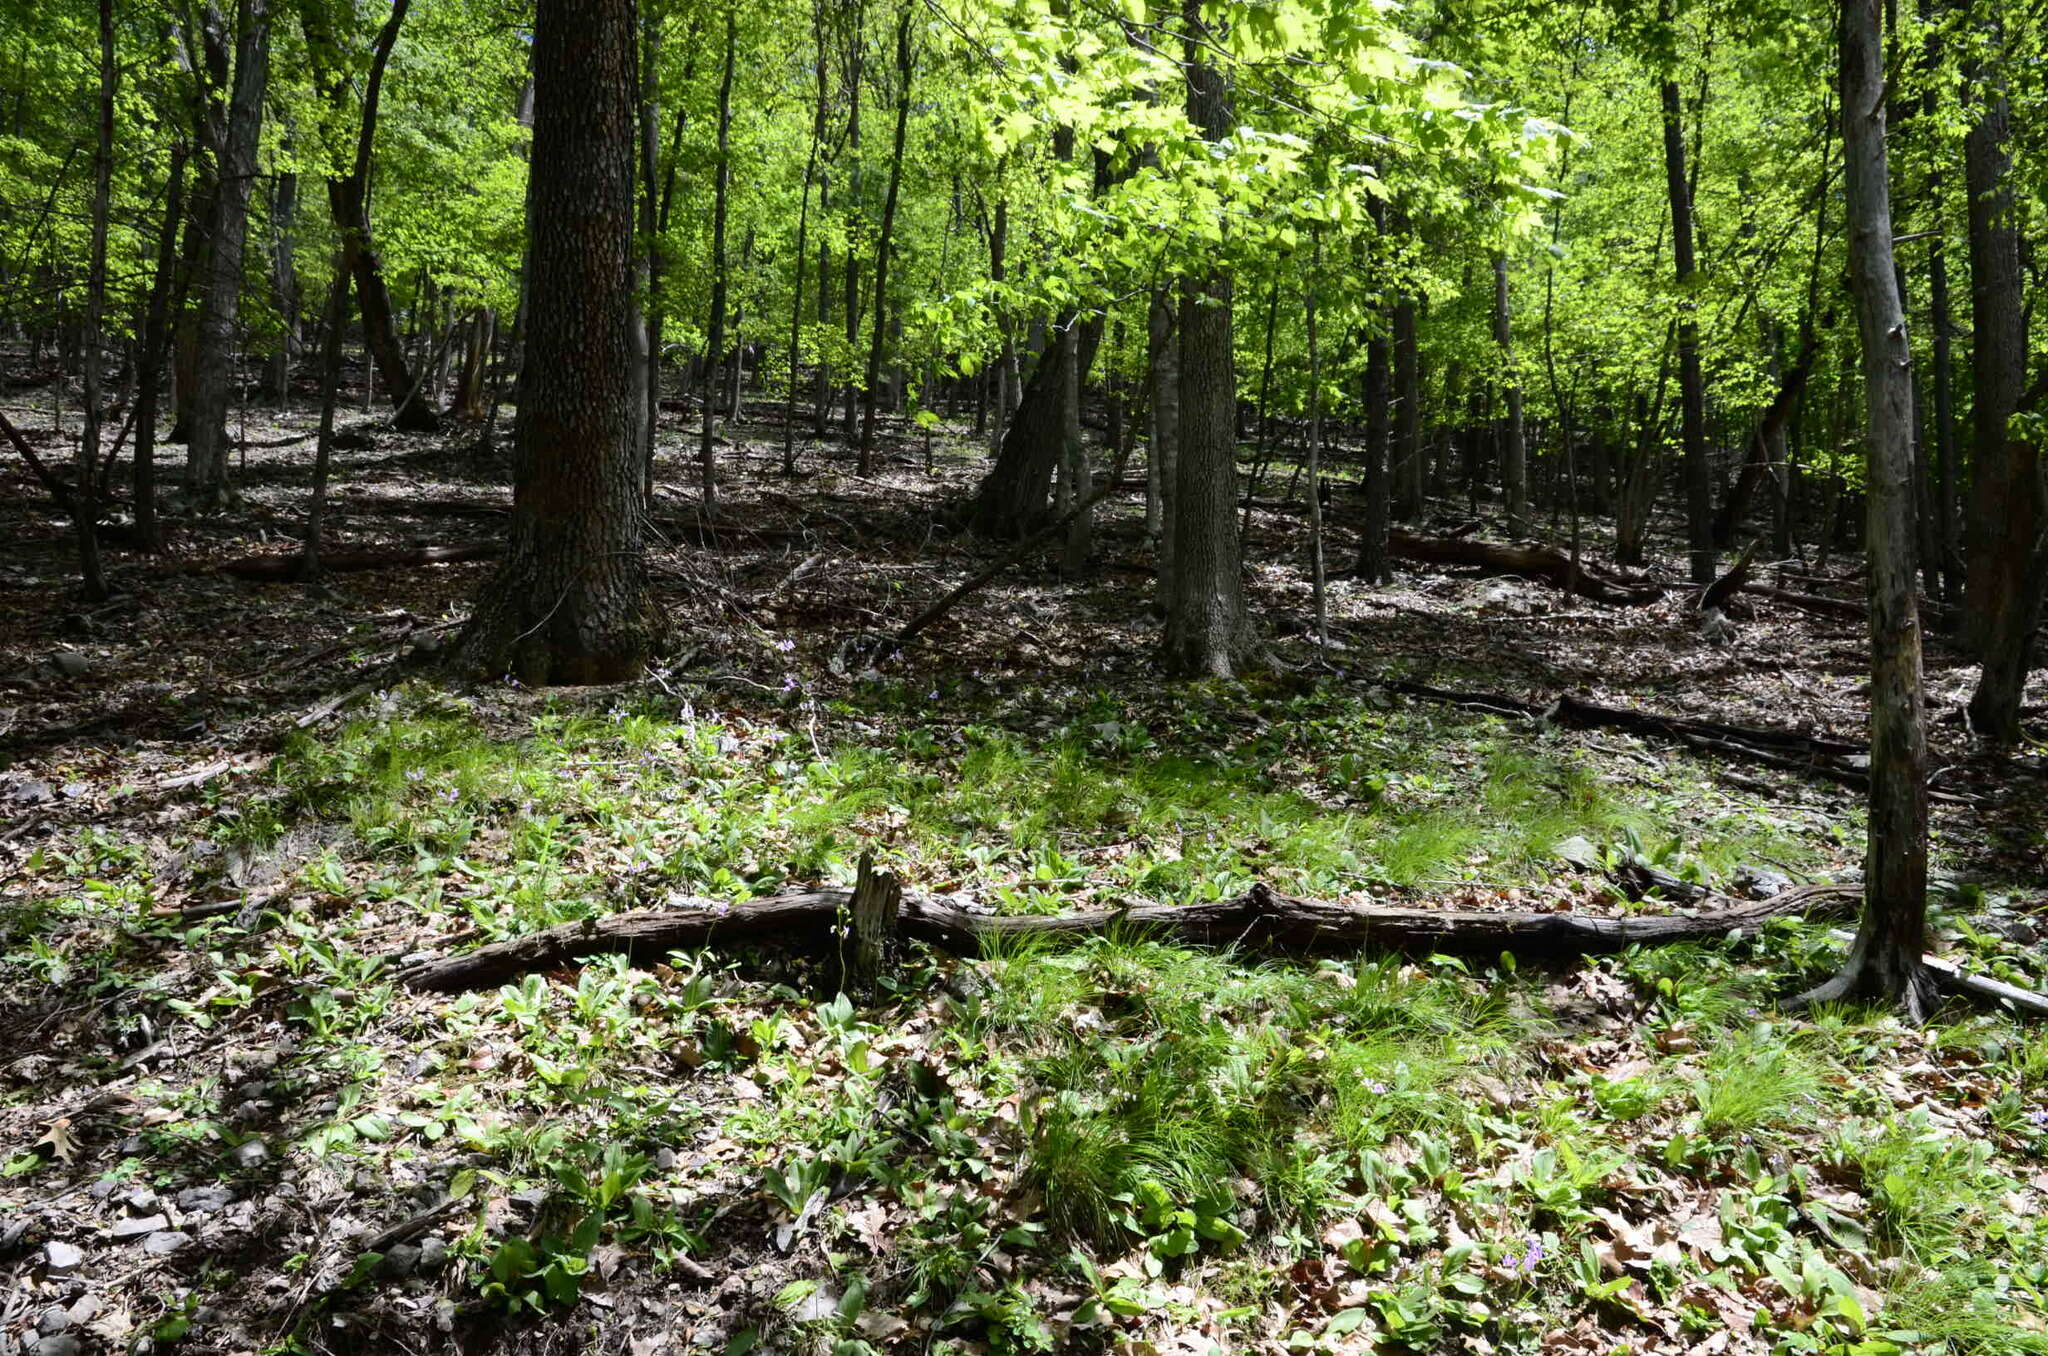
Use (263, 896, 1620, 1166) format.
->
(175, 1187, 234, 1214)
(377, 1243, 421, 1279)
(38, 1306, 71, 1336)
(122, 1188, 159, 1213)
(230, 1139, 269, 1168)
(110, 1215, 168, 1240)
(416, 1237, 448, 1273)
(1982, 917, 2038, 944)
(43, 1241, 83, 1273)
(141, 1231, 191, 1256)
(1553, 835, 1602, 871)
(49, 651, 89, 678)
(1731, 865, 1794, 900)
(35, 1336, 81, 1356)
(654, 1148, 677, 1171)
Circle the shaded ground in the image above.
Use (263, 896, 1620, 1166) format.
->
(3, 387, 2046, 1356)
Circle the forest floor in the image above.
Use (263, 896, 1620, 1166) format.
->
(2, 391, 2047, 1356)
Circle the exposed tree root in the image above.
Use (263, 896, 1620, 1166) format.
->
(394, 878, 1861, 992)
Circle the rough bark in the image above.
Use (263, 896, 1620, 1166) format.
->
(1392, 293, 1423, 521)
(74, 0, 116, 600)
(1147, 287, 1178, 602)
(1799, 0, 1933, 1018)
(455, 0, 644, 685)
(857, 7, 913, 475)
(699, 8, 736, 508)
(300, 263, 352, 580)
(1160, 0, 1254, 676)
(183, 0, 271, 504)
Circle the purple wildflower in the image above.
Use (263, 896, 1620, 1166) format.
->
(1517, 1235, 1544, 1276)
(775, 638, 796, 652)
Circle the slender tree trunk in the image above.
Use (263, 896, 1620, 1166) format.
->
(1392, 292, 1422, 520)
(74, 0, 116, 600)
(1146, 286, 1176, 562)
(1493, 253, 1528, 533)
(458, 0, 643, 684)
(263, 151, 299, 403)
(133, 145, 188, 554)
(784, 0, 829, 475)
(1161, 0, 1253, 677)
(629, 6, 657, 482)
(988, 195, 1016, 455)
(1802, 0, 1932, 1017)
(857, 5, 913, 476)
(301, 261, 351, 581)
(1660, 54, 1717, 584)
(699, 7, 736, 508)
(184, 0, 271, 505)
(1305, 230, 1327, 651)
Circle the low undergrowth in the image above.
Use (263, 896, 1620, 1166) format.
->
(4, 677, 2046, 1356)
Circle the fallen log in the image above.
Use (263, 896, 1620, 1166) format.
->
(394, 878, 1861, 993)
(1386, 531, 1663, 606)
(220, 542, 500, 581)
(1739, 583, 1864, 621)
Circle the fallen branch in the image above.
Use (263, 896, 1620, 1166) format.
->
(1386, 531, 1664, 606)
(1826, 930, 2048, 1018)
(394, 878, 1860, 993)
(220, 542, 500, 581)
(1739, 583, 1864, 622)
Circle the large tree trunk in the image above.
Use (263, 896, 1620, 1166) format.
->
(1659, 59, 1717, 585)
(1801, 0, 1933, 1018)
(1960, 56, 2038, 669)
(969, 317, 1073, 537)
(183, 0, 271, 505)
(1160, 0, 1254, 677)
(456, 0, 644, 685)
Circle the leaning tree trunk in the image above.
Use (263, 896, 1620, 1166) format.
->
(969, 318, 1072, 537)
(457, 0, 644, 685)
(1801, 0, 1933, 1018)
(183, 0, 271, 506)
(1161, 0, 1254, 677)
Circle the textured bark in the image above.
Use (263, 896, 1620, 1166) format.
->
(395, 878, 1861, 993)
(1660, 64, 1717, 585)
(1492, 253, 1527, 534)
(1960, 57, 2039, 738)
(1800, 0, 1933, 1018)
(1160, 0, 1254, 676)
(183, 0, 271, 503)
(456, 0, 644, 685)
(300, 262, 352, 579)
(783, 0, 829, 475)
(262, 157, 300, 402)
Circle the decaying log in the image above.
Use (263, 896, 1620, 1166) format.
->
(1739, 583, 1864, 621)
(220, 542, 500, 580)
(1385, 531, 1664, 606)
(395, 878, 1861, 993)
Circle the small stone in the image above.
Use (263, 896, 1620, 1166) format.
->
(49, 651, 89, 678)
(416, 1237, 448, 1272)
(35, 1336, 81, 1356)
(654, 1148, 677, 1172)
(230, 1139, 269, 1168)
(110, 1215, 168, 1240)
(43, 1241, 83, 1273)
(508, 1187, 545, 1211)
(38, 1307, 71, 1337)
(141, 1231, 191, 1256)
(1553, 835, 1602, 871)
(122, 1188, 160, 1213)
(174, 1187, 234, 1214)
(377, 1243, 421, 1278)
